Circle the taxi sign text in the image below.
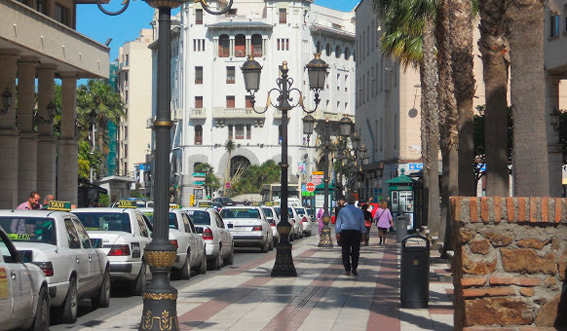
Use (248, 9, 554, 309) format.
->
(118, 200, 137, 208)
(48, 200, 72, 211)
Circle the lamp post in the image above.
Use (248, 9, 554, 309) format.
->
(89, 109, 97, 182)
(242, 54, 328, 276)
(94, 0, 233, 329)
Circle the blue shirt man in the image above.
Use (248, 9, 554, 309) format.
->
(335, 195, 367, 276)
(335, 204, 366, 234)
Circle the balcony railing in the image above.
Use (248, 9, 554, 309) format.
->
(190, 108, 207, 119)
(212, 107, 266, 119)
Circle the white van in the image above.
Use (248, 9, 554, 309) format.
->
(273, 198, 302, 207)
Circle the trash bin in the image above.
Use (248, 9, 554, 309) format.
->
(396, 215, 408, 243)
(400, 235, 430, 308)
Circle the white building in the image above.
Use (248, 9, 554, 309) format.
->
(170, 0, 356, 205)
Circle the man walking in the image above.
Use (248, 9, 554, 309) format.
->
(335, 193, 366, 276)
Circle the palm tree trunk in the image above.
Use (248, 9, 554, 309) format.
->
(507, 0, 549, 196)
(479, 0, 510, 196)
(451, 0, 476, 196)
(436, 0, 458, 250)
(421, 16, 441, 241)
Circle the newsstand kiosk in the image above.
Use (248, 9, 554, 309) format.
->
(385, 168, 417, 232)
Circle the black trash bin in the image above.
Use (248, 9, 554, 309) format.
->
(395, 216, 408, 243)
(400, 235, 430, 308)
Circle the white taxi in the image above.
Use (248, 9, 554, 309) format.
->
(184, 207, 234, 270)
(293, 206, 312, 236)
(219, 206, 273, 252)
(0, 203, 110, 324)
(261, 206, 280, 245)
(139, 208, 207, 279)
(72, 204, 152, 296)
(0, 225, 49, 330)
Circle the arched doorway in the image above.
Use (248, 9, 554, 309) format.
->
(230, 156, 251, 178)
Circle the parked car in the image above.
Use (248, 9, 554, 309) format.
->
(183, 207, 234, 269)
(274, 206, 302, 240)
(261, 205, 280, 245)
(293, 206, 312, 236)
(213, 197, 234, 206)
(139, 208, 207, 278)
(0, 206, 111, 324)
(0, 224, 50, 330)
(72, 206, 152, 296)
(219, 206, 273, 252)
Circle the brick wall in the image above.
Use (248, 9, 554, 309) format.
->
(451, 197, 567, 330)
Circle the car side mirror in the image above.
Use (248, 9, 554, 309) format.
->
(91, 238, 103, 248)
(18, 250, 32, 263)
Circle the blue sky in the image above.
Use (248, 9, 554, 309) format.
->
(76, 0, 360, 62)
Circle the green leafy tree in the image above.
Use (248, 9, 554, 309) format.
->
(232, 160, 280, 195)
(195, 163, 221, 198)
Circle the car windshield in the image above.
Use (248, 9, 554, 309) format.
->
(296, 208, 306, 215)
(184, 210, 211, 225)
(220, 208, 260, 219)
(74, 213, 132, 233)
(142, 212, 178, 230)
(262, 208, 273, 217)
(0, 217, 56, 245)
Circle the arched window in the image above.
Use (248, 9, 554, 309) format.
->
(230, 156, 250, 177)
(219, 34, 230, 57)
(344, 47, 351, 60)
(235, 34, 246, 57)
(195, 125, 203, 145)
(316, 41, 321, 53)
(335, 45, 341, 58)
(252, 34, 263, 56)
(325, 43, 331, 57)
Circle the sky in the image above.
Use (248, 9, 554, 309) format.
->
(76, 0, 360, 62)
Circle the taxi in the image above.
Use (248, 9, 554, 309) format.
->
(0, 225, 49, 330)
(219, 206, 273, 252)
(72, 201, 152, 296)
(140, 207, 207, 279)
(0, 201, 111, 324)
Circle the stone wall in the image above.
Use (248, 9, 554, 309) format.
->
(451, 197, 567, 330)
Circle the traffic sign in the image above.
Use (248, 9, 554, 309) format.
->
(312, 171, 324, 175)
(306, 182, 316, 192)
(225, 182, 231, 188)
(192, 177, 206, 182)
(192, 172, 206, 177)
(194, 181, 205, 185)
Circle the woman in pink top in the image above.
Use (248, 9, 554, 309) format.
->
(317, 207, 325, 236)
(373, 201, 393, 245)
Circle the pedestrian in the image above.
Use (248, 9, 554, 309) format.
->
(41, 194, 55, 209)
(317, 207, 325, 236)
(17, 191, 41, 210)
(361, 203, 373, 246)
(373, 200, 393, 246)
(335, 193, 366, 276)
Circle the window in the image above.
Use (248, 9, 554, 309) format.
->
(196, 9, 203, 24)
(227, 66, 235, 84)
(37, 0, 47, 15)
(277, 39, 289, 51)
(326, 43, 331, 56)
(252, 34, 263, 56)
(227, 8, 237, 16)
(55, 4, 69, 26)
(64, 219, 81, 249)
(235, 34, 246, 57)
(125, 91, 128, 102)
(246, 124, 251, 139)
(235, 125, 244, 139)
(226, 96, 235, 108)
(195, 66, 203, 84)
(245, 96, 254, 108)
(316, 41, 321, 53)
(279, 8, 287, 24)
(195, 125, 203, 145)
(195, 96, 203, 108)
(345, 47, 351, 60)
(73, 219, 92, 249)
(335, 45, 341, 58)
(551, 14, 560, 37)
(337, 74, 340, 90)
(228, 124, 233, 139)
(193, 39, 205, 52)
(219, 34, 230, 57)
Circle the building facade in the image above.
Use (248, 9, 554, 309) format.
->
(170, 0, 356, 206)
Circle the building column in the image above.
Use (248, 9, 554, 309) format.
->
(545, 75, 562, 197)
(36, 65, 57, 199)
(57, 73, 78, 204)
(17, 57, 39, 203)
(0, 51, 19, 208)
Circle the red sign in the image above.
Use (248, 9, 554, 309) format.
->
(306, 182, 316, 192)
(225, 182, 231, 189)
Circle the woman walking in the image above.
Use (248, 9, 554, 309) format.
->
(361, 204, 373, 246)
(373, 201, 393, 246)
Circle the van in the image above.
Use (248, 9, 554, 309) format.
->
(273, 198, 302, 207)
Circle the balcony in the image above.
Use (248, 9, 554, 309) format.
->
(189, 108, 207, 119)
(212, 107, 266, 119)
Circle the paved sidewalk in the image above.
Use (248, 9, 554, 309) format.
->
(79, 231, 454, 331)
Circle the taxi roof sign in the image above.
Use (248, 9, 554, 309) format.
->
(169, 203, 181, 209)
(47, 200, 72, 211)
(118, 200, 137, 208)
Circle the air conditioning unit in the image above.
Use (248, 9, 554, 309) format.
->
(146, 118, 154, 129)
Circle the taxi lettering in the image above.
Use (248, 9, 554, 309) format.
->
(7, 233, 30, 240)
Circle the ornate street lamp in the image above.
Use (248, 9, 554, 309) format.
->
(35, 101, 57, 124)
(94, 0, 233, 329)
(302, 114, 315, 146)
(242, 54, 328, 276)
(1, 87, 12, 114)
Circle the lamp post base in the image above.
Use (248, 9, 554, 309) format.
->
(318, 227, 334, 247)
(271, 241, 297, 277)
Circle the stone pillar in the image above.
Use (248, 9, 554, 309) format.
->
(17, 57, 39, 203)
(0, 51, 19, 208)
(36, 65, 57, 199)
(545, 75, 562, 197)
(57, 73, 78, 204)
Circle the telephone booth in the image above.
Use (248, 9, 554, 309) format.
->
(385, 168, 417, 232)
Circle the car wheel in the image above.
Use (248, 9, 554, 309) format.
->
(179, 252, 191, 280)
(30, 286, 50, 331)
(92, 269, 111, 308)
(261, 239, 269, 253)
(198, 251, 207, 274)
(62, 277, 78, 323)
(131, 261, 147, 296)
(269, 237, 274, 251)
(209, 246, 221, 270)
(223, 245, 234, 266)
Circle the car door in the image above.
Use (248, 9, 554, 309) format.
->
(0, 232, 16, 329)
(64, 218, 90, 296)
(214, 211, 229, 256)
(73, 218, 103, 293)
(135, 213, 152, 256)
(186, 216, 203, 263)
(181, 213, 197, 265)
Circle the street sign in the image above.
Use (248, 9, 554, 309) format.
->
(192, 172, 206, 177)
(194, 181, 205, 185)
(225, 182, 231, 188)
(312, 171, 324, 175)
(192, 177, 206, 182)
(306, 182, 316, 192)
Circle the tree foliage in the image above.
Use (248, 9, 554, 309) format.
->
(195, 163, 221, 198)
(231, 160, 280, 195)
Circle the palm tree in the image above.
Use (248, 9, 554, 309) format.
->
(224, 139, 236, 194)
(506, 0, 549, 196)
(478, 0, 510, 196)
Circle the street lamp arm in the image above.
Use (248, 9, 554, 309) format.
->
(95, 0, 233, 16)
(197, 0, 234, 15)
